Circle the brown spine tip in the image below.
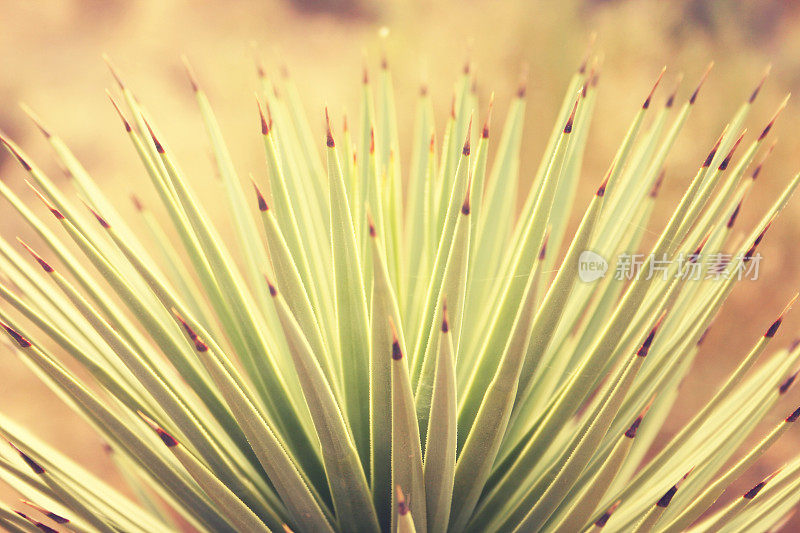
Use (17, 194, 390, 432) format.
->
(86, 204, 111, 229)
(441, 300, 449, 333)
(362, 66, 369, 85)
(138, 412, 179, 447)
(19, 104, 51, 139)
(420, 84, 428, 97)
(564, 98, 579, 134)
(637, 314, 664, 357)
(106, 90, 132, 132)
(578, 33, 596, 75)
(180, 55, 199, 92)
(102, 53, 125, 90)
(264, 274, 278, 297)
(369, 127, 375, 155)
(131, 195, 144, 212)
(643, 66, 667, 109)
(17, 240, 54, 273)
(665, 74, 683, 109)
(625, 416, 643, 439)
(21, 500, 69, 525)
(727, 201, 742, 229)
(748, 64, 771, 104)
(786, 406, 800, 423)
(143, 119, 165, 154)
(396, 486, 409, 516)
(538, 229, 550, 261)
(765, 293, 798, 338)
(462, 115, 473, 156)
(325, 108, 335, 148)
(482, 93, 494, 139)
(779, 370, 798, 395)
(689, 62, 713, 105)
(744, 468, 780, 499)
(597, 164, 614, 197)
(8, 443, 44, 474)
(752, 141, 777, 180)
(26, 181, 65, 219)
(366, 210, 377, 238)
(650, 170, 666, 198)
(697, 326, 711, 346)
(389, 318, 402, 360)
(0, 320, 32, 349)
(517, 63, 529, 98)
(657, 485, 679, 508)
(758, 95, 790, 142)
(172, 309, 199, 342)
(252, 180, 269, 212)
(703, 127, 728, 168)
(719, 130, 746, 171)
(257, 99, 270, 135)
(0, 135, 33, 171)
(691, 232, 711, 260)
(594, 501, 620, 528)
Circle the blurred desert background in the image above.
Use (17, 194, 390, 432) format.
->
(2, 0, 800, 529)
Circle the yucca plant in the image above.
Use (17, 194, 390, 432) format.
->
(0, 43, 799, 533)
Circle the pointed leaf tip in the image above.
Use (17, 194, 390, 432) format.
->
(643, 66, 667, 109)
(396, 486, 409, 516)
(252, 180, 269, 211)
(389, 318, 402, 360)
(462, 115, 473, 155)
(718, 129, 746, 171)
(102, 53, 125, 89)
(702, 126, 728, 168)
(7, 442, 44, 474)
(0, 135, 33, 171)
(0, 320, 32, 349)
(689, 61, 713, 104)
(564, 98, 579, 133)
(180, 55, 200, 92)
(441, 300, 449, 333)
(637, 314, 665, 357)
(257, 98, 270, 135)
(106, 91, 132, 132)
(325, 108, 335, 147)
(594, 501, 620, 528)
(744, 468, 781, 498)
(758, 95, 790, 142)
(765, 293, 798, 338)
(748, 64, 772, 104)
(138, 412, 179, 447)
(727, 201, 743, 229)
(19, 104, 51, 138)
(779, 369, 798, 395)
(143, 119, 165, 153)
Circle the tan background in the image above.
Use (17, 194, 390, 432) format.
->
(2, 0, 800, 529)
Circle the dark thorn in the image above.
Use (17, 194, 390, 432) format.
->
(643, 67, 667, 109)
(744, 468, 780, 499)
(482, 93, 494, 139)
(703, 127, 727, 168)
(8, 443, 45, 474)
(597, 164, 614, 197)
(0, 135, 33, 171)
(252, 181, 269, 211)
(389, 319, 402, 360)
(538, 229, 550, 261)
(691, 233, 711, 260)
(180, 55, 199, 92)
(441, 300, 449, 333)
(86, 203, 111, 229)
(765, 293, 797, 338)
(143, 119, 165, 154)
(265, 274, 278, 297)
(18, 240, 54, 273)
(718, 130, 746, 171)
(697, 326, 711, 346)
(625, 416, 643, 439)
(139, 412, 178, 447)
(564, 98, 579, 134)
(257, 99, 270, 135)
(786, 406, 800, 423)
(366, 210, 377, 238)
(325, 108, 335, 148)
(637, 314, 664, 357)
(780, 369, 799, 395)
(517, 64, 529, 98)
(26, 182, 65, 219)
(657, 485, 679, 508)
(752, 141, 777, 180)
(20, 105, 51, 139)
(759, 96, 789, 142)
(131, 195, 144, 212)
(396, 486, 409, 516)
(462, 115, 473, 156)
(665, 74, 683, 108)
(21, 500, 69, 524)
(106, 90, 132, 132)
(727, 201, 742, 229)
(748, 64, 771, 104)
(689, 62, 713, 105)
(594, 501, 620, 528)
(650, 170, 666, 198)
(462, 174, 473, 215)
(102, 53, 125, 89)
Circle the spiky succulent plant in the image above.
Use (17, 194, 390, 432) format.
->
(0, 46, 798, 533)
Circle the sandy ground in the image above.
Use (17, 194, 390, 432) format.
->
(2, 0, 800, 530)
